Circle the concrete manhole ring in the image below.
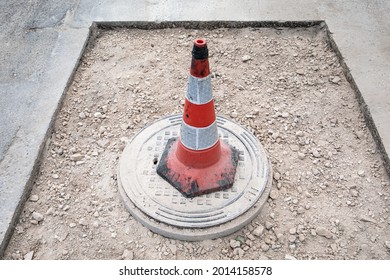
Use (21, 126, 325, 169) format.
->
(117, 114, 272, 240)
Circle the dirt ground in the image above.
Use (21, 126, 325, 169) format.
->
(4, 26, 390, 260)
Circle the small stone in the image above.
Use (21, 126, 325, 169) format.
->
(111, 232, 117, 238)
(52, 174, 59, 179)
(62, 250, 68, 256)
(122, 249, 134, 260)
(289, 228, 297, 235)
(230, 239, 241, 249)
(290, 145, 299, 152)
(168, 244, 177, 255)
(273, 172, 281, 181)
(296, 131, 304, 137)
(285, 254, 297, 260)
(312, 168, 320, 176)
(70, 153, 83, 161)
(230, 111, 238, 118)
(78, 218, 88, 226)
(252, 225, 265, 237)
(281, 112, 289, 118)
(357, 170, 365, 177)
(242, 55, 251, 62)
(316, 226, 332, 239)
(269, 189, 279, 200)
(296, 69, 305, 75)
(289, 235, 297, 243)
(298, 152, 306, 160)
(331, 243, 338, 252)
(94, 112, 102, 118)
(32, 212, 44, 222)
(97, 139, 110, 148)
(233, 248, 245, 257)
(46, 207, 54, 215)
(79, 112, 86, 119)
(312, 150, 321, 158)
(24, 251, 34, 260)
(331, 76, 341, 84)
(298, 234, 305, 242)
(385, 241, 390, 250)
(29, 195, 39, 202)
(69, 222, 76, 228)
(355, 131, 364, 139)
(265, 221, 273, 230)
(261, 244, 270, 252)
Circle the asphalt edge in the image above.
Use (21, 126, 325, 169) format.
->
(0, 25, 95, 259)
(323, 22, 390, 177)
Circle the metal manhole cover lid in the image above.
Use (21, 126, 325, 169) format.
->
(118, 114, 272, 239)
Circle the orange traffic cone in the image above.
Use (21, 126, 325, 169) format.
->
(157, 39, 239, 198)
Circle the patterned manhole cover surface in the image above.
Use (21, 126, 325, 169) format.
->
(118, 114, 272, 240)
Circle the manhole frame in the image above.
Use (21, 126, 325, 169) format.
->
(117, 114, 273, 240)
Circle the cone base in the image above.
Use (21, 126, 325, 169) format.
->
(157, 138, 239, 198)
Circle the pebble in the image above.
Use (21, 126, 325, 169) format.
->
(168, 244, 177, 255)
(265, 221, 273, 230)
(230, 111, 238, 118)
(233, 248, 245, 258)
(296, 69, 305, 75)
(331, 76, 341, 84)
(316, 226, 332, 239)
(78, 218, 88, 226)
(297, 152, 306, 160)
(385, 241, 390, 250)
(273, 172, 281, 181)
(252, 225, 265, 237)
(52, 174, 59, 179)
(230, 239, 241, 249)
(29, 195, 39, 202)
(79, 112, 86, 119)
(261, 244, 270, 252)
(290, 145, 299, 152)
(32, 212, 44, 222)
(355, 131, 364, 139)
(24, 251, 34, 260)
(94, 112, 102, 118)
(357, 170, 365, 177)
(288, 235, 297, 243)
(289, 228, 297, 235)
(312, 168, 320, 176)
(285, 254, 297, 260)
(312, 149, 321, 158)
(269, 189, 279, 200)
(242, 55, 251, 62)
(69, 222, 76, 228)
(122, 249, 134, 260)
(70, 153, 83, 161)
(281, 112, 289, 118)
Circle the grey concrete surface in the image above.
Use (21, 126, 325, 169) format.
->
(1, 0, 389, 258)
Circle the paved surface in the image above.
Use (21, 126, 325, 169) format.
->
(1, 0, 389, 258)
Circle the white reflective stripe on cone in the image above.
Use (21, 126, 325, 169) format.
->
(180, 121, 219, 150)
(186, 75, 213, 105)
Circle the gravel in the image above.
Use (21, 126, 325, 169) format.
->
(3, 26, 389, 260)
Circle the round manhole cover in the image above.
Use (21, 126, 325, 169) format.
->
(118, 114, 272, 240)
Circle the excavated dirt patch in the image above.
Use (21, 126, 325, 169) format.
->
(4, 26, 390, 260)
